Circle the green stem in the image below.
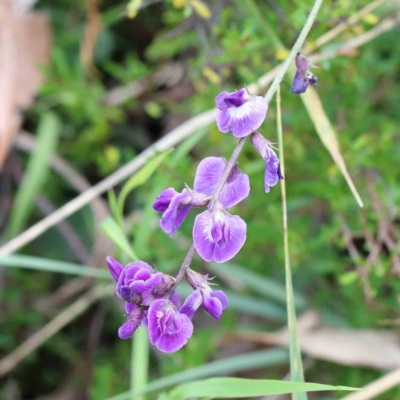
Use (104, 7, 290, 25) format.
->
(277, 86, 306, 400)
(132, 327, 149, 400)
(264, 0, 323, 104)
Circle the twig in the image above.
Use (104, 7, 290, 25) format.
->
(339, 367, 400, 400)
(0, 284, 113, 377)
(1, 14, 397, 257)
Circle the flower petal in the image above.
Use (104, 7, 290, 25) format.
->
(160, 190, 192, 236)
(290, 70, 309, 95)
(180, 288, 203, 319)
(156, 314, 193, 353)
(193, 210, 216, 262)
(211, 290, 228, 309)
(170, 292, 181, 308)
(106, 257, 123, 282)
(118, 320, 139, 340)
(213, 214, 247, 263)
(220, 167, 250, 208)
(148, 299, 169, 345)
(217, 96, 268, 138)
(202, 290, 224, 319)
(194, 157, 225, 197)
(153, 188, 179, 212)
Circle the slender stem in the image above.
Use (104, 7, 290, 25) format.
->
(132, 328, 149, 400)
(277, 86, 306, 400)
(264, 0, 323, 104)
(211, 137, 247, 206)
(165, 243, 196, 296)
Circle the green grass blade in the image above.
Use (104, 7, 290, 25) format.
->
(0, 255, 111, 279)
(277, 86, 306, 400)
(105, 349, 289, 400)
(169, 378, 359, 400)
(101, 217, 138, 261)
(7, 112, 61, 238)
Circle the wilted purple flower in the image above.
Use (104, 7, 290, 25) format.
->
(251, 132, 283, 193)
(148, 299, 193, 353)
(118, 304, 143, 340)
(290, 53, 318, 95)
(194, 157, 250, 208)
(180, 269, 228, 319)
(215, 88, 268, 137)
(193, 202, 247, 263)
(154, 188, 210, 237)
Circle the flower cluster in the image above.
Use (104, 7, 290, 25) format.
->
(106, 55, 315, 351)
(106, 257, 227, 352)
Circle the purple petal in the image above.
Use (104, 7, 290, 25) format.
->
(170, 292, 181, 308)
(290, 70, 309, 95)
(193, 210, 216, 262)
(216, 96, 268, 138)
(222, 88, 248, 107)
(180, 288, 203, 319)
(215, 91, 230, 110)
(148, 299, 169, 345)
(160, 190, 192, 236)
(156, 313, 193, 353)
(194, 157, 249, 208)
(250, 131, 269, 159)
(124, 261, 153, 285)
(202, 290, 224, 319)
(153, 188, 179, 212)
(264, 151, 283, 193)
(213, 214, 247, 263)
(106, 257, 123, 282)
(125, 302, 137, 313)
(118, 320, 140, 340)
(211, 290, 229, 309)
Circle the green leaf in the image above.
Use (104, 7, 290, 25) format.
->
(107, 189, 120, 223)
(7, 112, 61, 238)
(101, 217, 138, 260)
(169, 378, 358, 400)
(117, 150, 172, 220)
(0, 255, 111, 279)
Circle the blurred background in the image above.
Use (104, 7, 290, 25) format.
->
(0, 0, 400, 399)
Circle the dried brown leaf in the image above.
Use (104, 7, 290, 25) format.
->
(0, 1, 51, 168)
(236, 311, 400, 370)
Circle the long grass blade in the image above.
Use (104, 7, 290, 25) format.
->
(7, 112, 61, 238)
(105, 349, 289, 400)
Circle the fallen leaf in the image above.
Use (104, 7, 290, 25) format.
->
(235, 310, 400, 370)
(0, 1, 51, 169)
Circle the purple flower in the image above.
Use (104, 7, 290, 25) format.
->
(118, 304, 143, 340)
(180, 270, 228, 319)
(193, 202, 247, 263)
(148, 299, 193, 353)
(194, 157, 250, 208)
(290, 53, 318, 95)
(153, 188, 179, 211)
(154, 187, 210, 237)
(250, 132, 283, 193)
(115, 260, 153, 300)
(215, 88, 268, 137)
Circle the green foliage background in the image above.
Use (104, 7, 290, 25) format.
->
(1, 0, 399, 399)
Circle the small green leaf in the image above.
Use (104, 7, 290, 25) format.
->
(101, 217, 138, 260)
(117, 151, 172, 220)
(169, 378, 358, 400)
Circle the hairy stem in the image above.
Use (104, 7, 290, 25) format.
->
(264, 0, 323, 104)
